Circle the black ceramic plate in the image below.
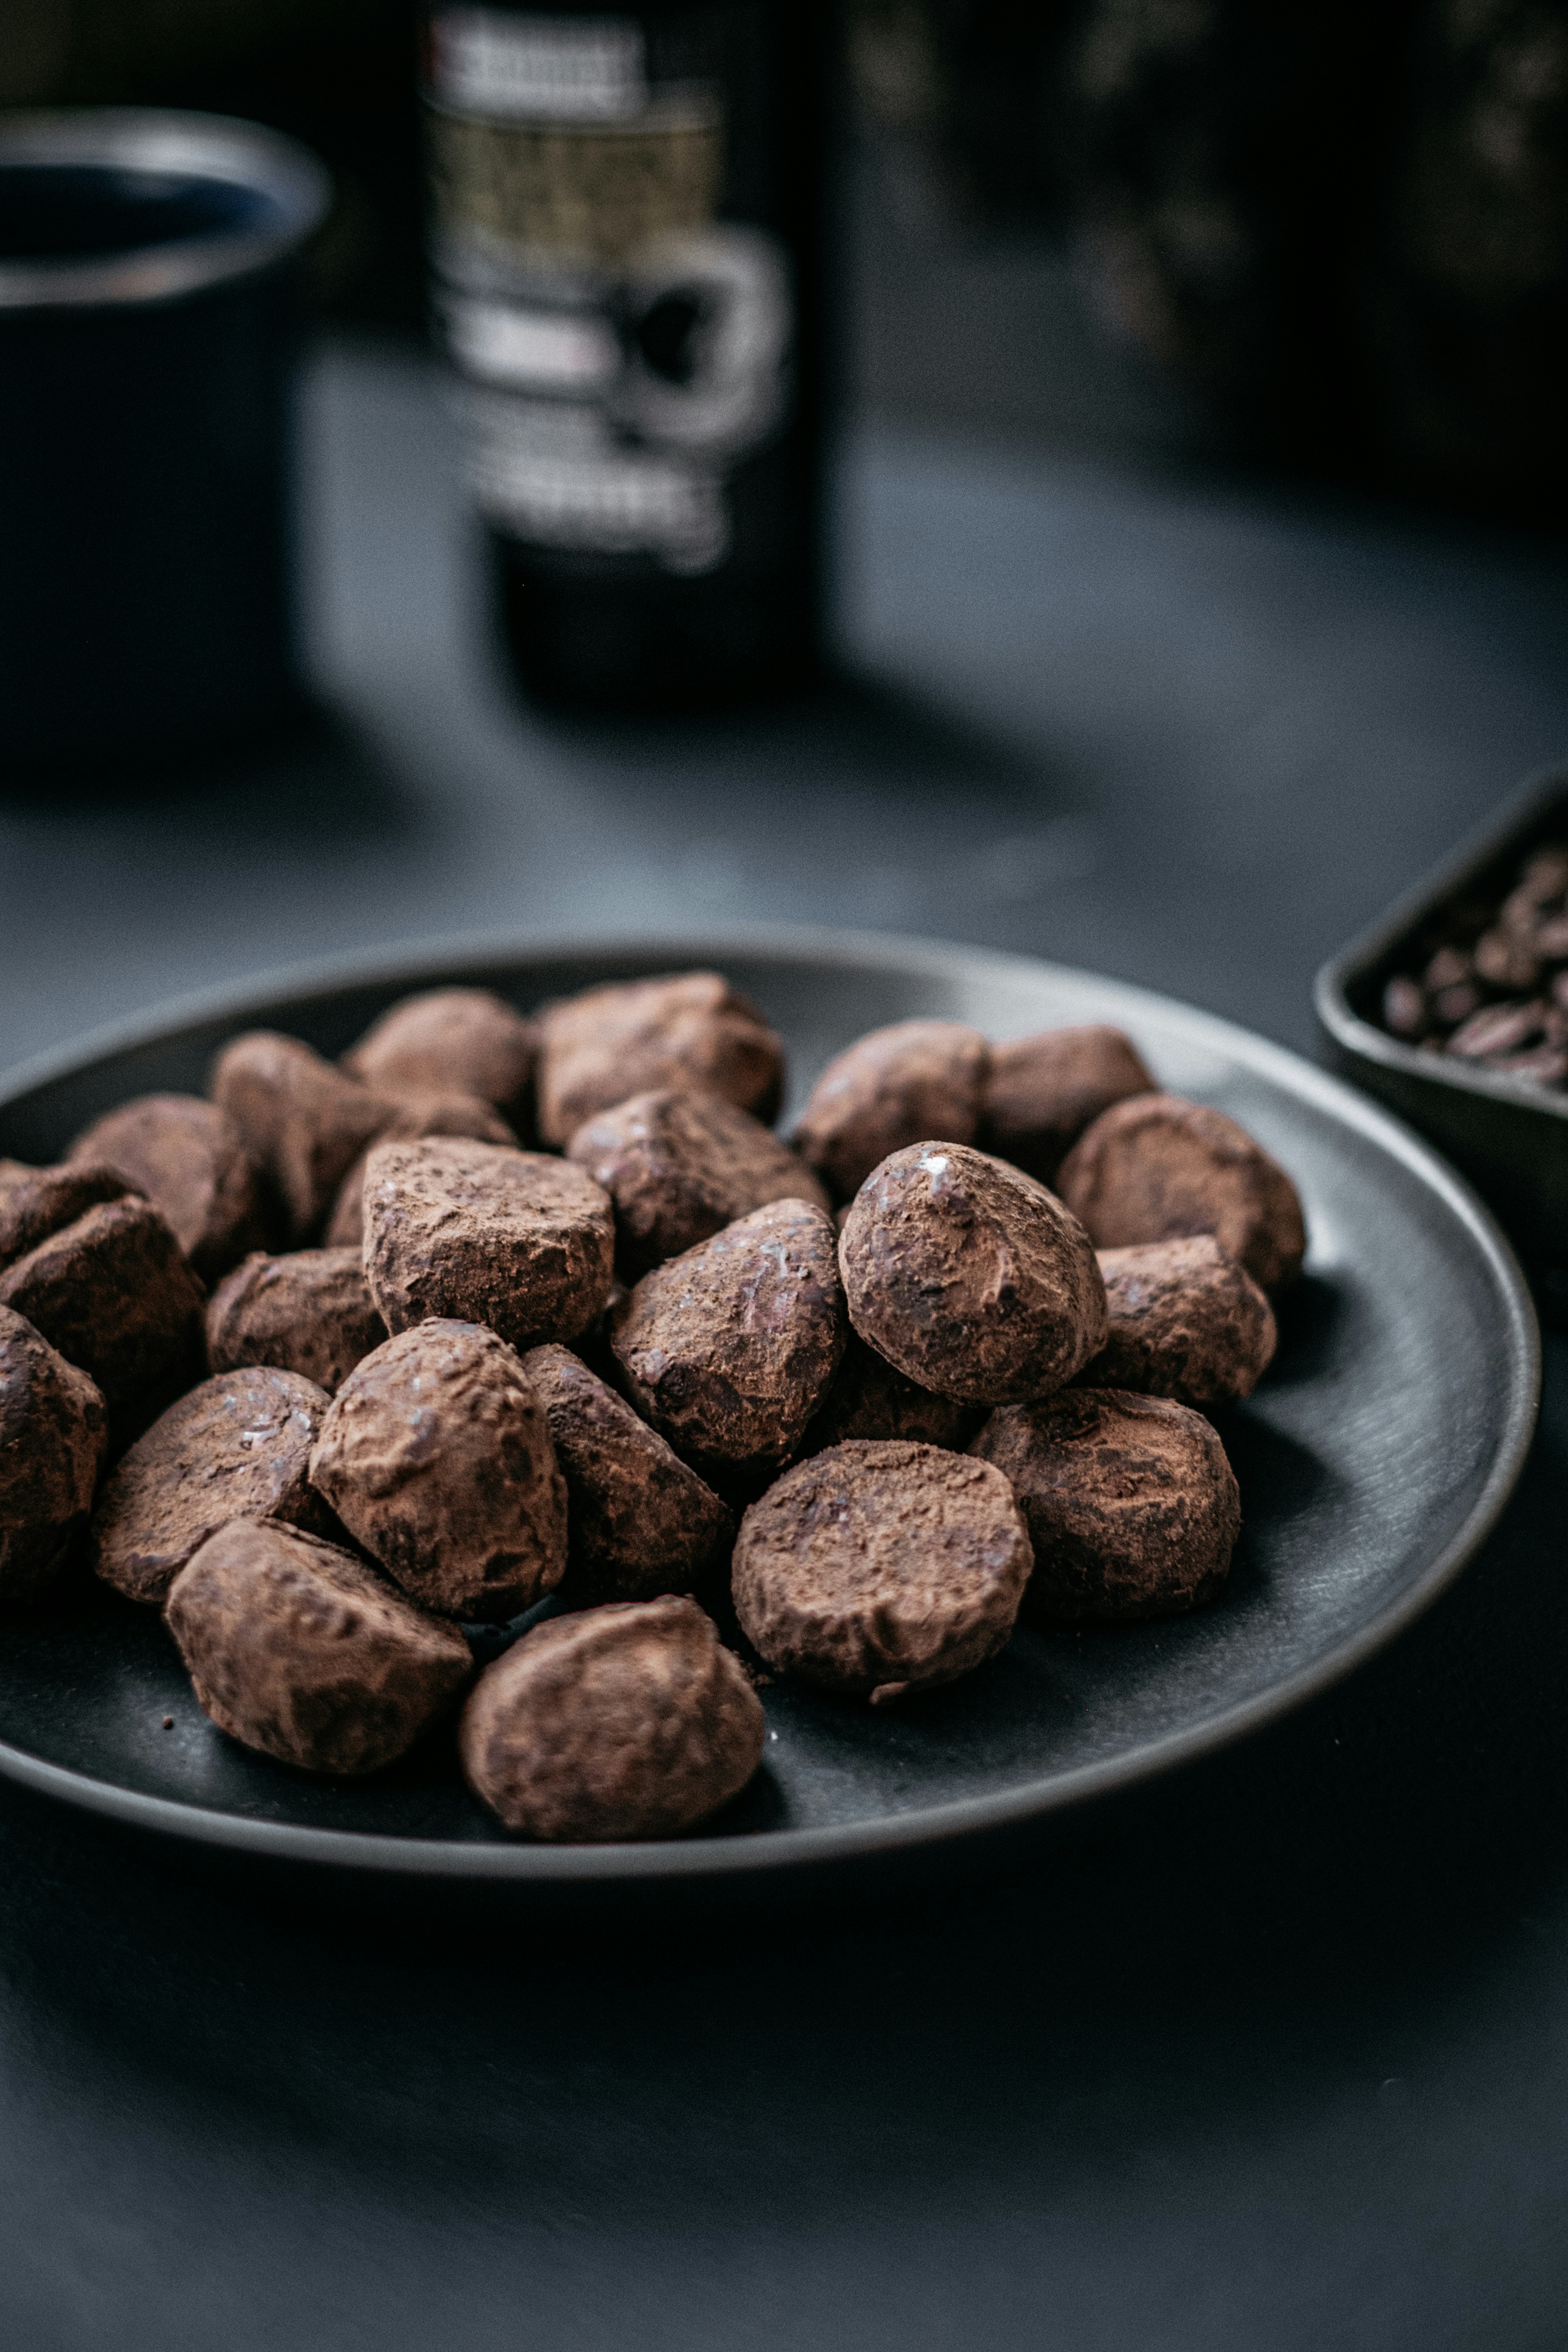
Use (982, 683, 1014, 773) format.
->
(0, 930, 1539, 1885)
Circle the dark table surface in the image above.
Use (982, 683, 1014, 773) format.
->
(7, 308, 1568, 2350)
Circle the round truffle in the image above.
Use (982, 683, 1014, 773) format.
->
(210, 1030, 396, 1244)
(731, 1439, 1033, 1703)
(0, 1197, 206, 1444)
(969, 1388, 1241, 1622)
(796, 1331, 985, 1456)
(980, 1025, 1155, 1185)
(362, 1137, 614, 1351)
(205, 1248, 388, 1396)
(67, 1094, 270, 1280)
(342, 987, 538, 1129)
(166, 1519, 472, 1777)
(520, 1344, 734, 1608)
(92, 1365, 332, 1606)
(323, 1090, 517, 1251)
(0, 1160, 137, 1271)
(536, 971, 784, 1148)
(307, 1319, 568, 1622)
(792, 1019, 990, 1201)
(1079, 1236, 1277, 1405)
(1055, 1093, 1307, 1292)
(458, 1595, 764, 1840)
(567, 1085, 830, 1272)
(838, 1142, 1107, 1406)
(0, 1306, 107, 1603)
(610, 1197, 846, 1478)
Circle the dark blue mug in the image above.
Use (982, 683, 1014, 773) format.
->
(0, 111, 330, 771)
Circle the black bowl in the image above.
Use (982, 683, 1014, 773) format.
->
(1315, 763, 1568, 1309)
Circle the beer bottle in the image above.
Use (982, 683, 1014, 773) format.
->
(422, 2, 831, 708)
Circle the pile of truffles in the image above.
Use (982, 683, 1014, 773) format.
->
(1379, 840, 1568, 1089)
(0, 971, 1306, 1842)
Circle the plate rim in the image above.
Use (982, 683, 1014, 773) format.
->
(0, 922, 1541, 1884)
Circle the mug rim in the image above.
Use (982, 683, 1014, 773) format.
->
(0, 107, 332, 312)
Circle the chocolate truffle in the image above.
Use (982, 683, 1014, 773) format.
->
(980, 1025, 1155, 1185)
(969, 1388, 1241, 1622)
(0, 1197, 205, 1441)
(324, 1090, 517, 1251)
(610, 1197, 846, 1478)
(205, 1249, 388, 1396)
(1079, 1236, 1277, 1405)
(520, 1344, 734, 1607)
(459, 1594, 764, 1840)
(1055, 1093, 1307, 1292)
(796, 1331, 984, 1456)
(210, 1031, 395, 1245)
(166, 1519, 472, 1777)
(0, 1160, 136, 1270)
(0, 1307, 107, 1603)
(92, 1365, 332, 1606)
(838, 1142, 1107, 1406)
(566, 1086, 830, 1272)
(67, 1095, 269, 1280)
(342, 987, 538, 1129)
(536, 971, 784, 1148)
(308, 1319, 568, 1622)
(793, 1020, 990, 1201)
(732, 1439, 1032, 1703)
(362, 1138, 614, 1350)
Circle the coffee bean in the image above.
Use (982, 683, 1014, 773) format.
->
(1446, 1001, 1548, 1060)
(1381, 976, 1428, 1038)
(1423, 945, 1473, 991)
(1494, 1045, 1568, 1085)
(1431, 980, 1484, 1026)
(1473, 929, 1542, 991)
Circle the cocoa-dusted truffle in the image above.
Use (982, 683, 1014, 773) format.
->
(308, 1319, 567, 1621)
(67, 1095, 269, 1280)
(0, 1306, 107, 1603)
(0, 1160, 136, 1270)
(611, 1198, 846, 1478)
(210, 1031, 395, 1244)
(459, 1594, 764, 1839)
(566, 1086, 830, 1272)
(0, 1197, 205, 1441)
(92, 1365, 331, 1606)
(792, 1020, 990, 1201)
(362, 1137, 614, 1350)
(732, 1439, 1032, 1703)
(537, 971, 784, 1148)
(205, 1249, 387, 1396)
(520, 1344, 734, 1607)
(1079, 1236, 1276, 1405)
(838, 1142, 1107, 1406)
(797, 1332, 984, 1457)
(166, 1519, 472, 1776)
(342, 987, 537, 1129)
(323, 1090, 517, 1252)
(1056, 1093, 1307, 1292)
(980, 1025, 1155, 1185)
(969, 1388, 1241, 1622)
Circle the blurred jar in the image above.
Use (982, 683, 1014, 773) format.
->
(422, 1, 832, 710)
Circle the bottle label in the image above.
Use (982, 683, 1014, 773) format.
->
(424, 5, 793, 576)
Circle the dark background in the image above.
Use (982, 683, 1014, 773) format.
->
(7, 10, 1568, 2348)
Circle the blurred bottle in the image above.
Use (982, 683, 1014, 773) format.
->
(422, 1, 831, 710)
